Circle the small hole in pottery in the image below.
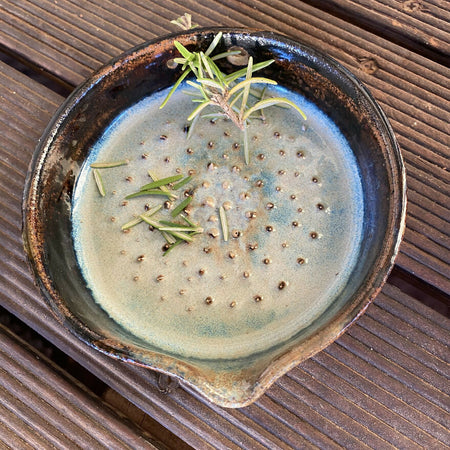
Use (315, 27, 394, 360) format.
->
(166, 58, 178, 69)
(226, 46, 249, 66)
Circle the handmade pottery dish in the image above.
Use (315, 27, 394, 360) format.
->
(23, 28, 406, 407)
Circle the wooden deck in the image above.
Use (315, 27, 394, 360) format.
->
(0, 0, 448, 448)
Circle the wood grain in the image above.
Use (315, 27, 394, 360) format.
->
(1, 59, 448, 449)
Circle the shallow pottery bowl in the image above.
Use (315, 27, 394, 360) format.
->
(23, 28, 406, 407)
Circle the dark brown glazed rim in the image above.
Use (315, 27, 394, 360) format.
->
(23, 28, 406, 407)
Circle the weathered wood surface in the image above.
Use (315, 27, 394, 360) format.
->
(300, 0, 450, 65)
(1, 0, 449, 447)
(0, 322, 157, 449)
(1, 58, 449, 449)
(1, 0, 448, 294)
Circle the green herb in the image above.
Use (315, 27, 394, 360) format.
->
(93, 169, 105, 196)
(172, 175, 192, 190)
(125, 189, 175, 200)
(159, 226, 203, 233)
(161, 231, 177, 244)
(139, 215, 160, 228)
(147, 170, 176, 200)
(163, 239, 184, 256)
(171, 196, 193, 217)
(219, 206, 229, 241)
(139, 174, 183, 191)
(170, 13, 198, 30)
(90, 160, 129, 169)
(160, 28, 306, 163)
(163, 230, 194, 242)
(121, 205, 162, 230)
(181, 214, 196, 227)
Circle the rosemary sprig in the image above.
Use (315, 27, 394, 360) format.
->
(160, 28, 306, 163)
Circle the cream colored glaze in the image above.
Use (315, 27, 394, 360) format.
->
(72, 86, 364, 360)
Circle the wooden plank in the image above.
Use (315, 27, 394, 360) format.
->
(0, 12, 449, 450)
(0, 0, 448, 293)
(299, 0, 450, 65)
(0, 323, 158, 449)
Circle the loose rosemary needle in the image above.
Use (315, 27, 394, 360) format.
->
(121, 204, 162, 230)
(92, 169, 105, 197)
(171, 196, 193, 218)
(219, 206, 229, 241)
(139, 174, 183, 191)
(90, 160, 129, 168)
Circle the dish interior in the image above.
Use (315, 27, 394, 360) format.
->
(71, 84, 364, 360)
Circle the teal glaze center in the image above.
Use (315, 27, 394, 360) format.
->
(72, 84, 364, 359)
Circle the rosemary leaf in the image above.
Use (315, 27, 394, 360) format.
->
(139, 174, 183, 191)
(219, 206, 229, 241)
(171, 196, 192, 217)
(90, 160, 129, 169)
(224, 60, 275, 84)
(205, 31, 223, 56)
(139, 215, 160, 228)
(125, 189, 174, 200)
(210, 50, 242, 60)
(121, 204, 162, 230)
(93, 169, 105, 196)
(206, 56, 226, 84)
(181, 214, 196, 227)
(164, 229, 194, 242)
(158, 220, 184, 227)
(243, 97, 307, 121)
(188, 60, 199, 78)
(229, 90, 245, 109)
(147, 171, 176, 199)
(172, 175, 192, 190)
(121, 216, 142, 230)
(200, 52, 214, 79)
(200, 113, 227, 119)
(243, 124, 250, 165)
(228, 77, 277, 97)
(187, 101, 212, 121)
(160, 67, 192, 109)
(161, 231, 177, 244)
(196, 53, 204, 78)
(163, 239, 183, 256)
(240, 56, 253, 117)
(159, 226, 203, 233)
(186, 112, 200, 139)
(196, 77, 224, 93)
(174, 41, 193, 60)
